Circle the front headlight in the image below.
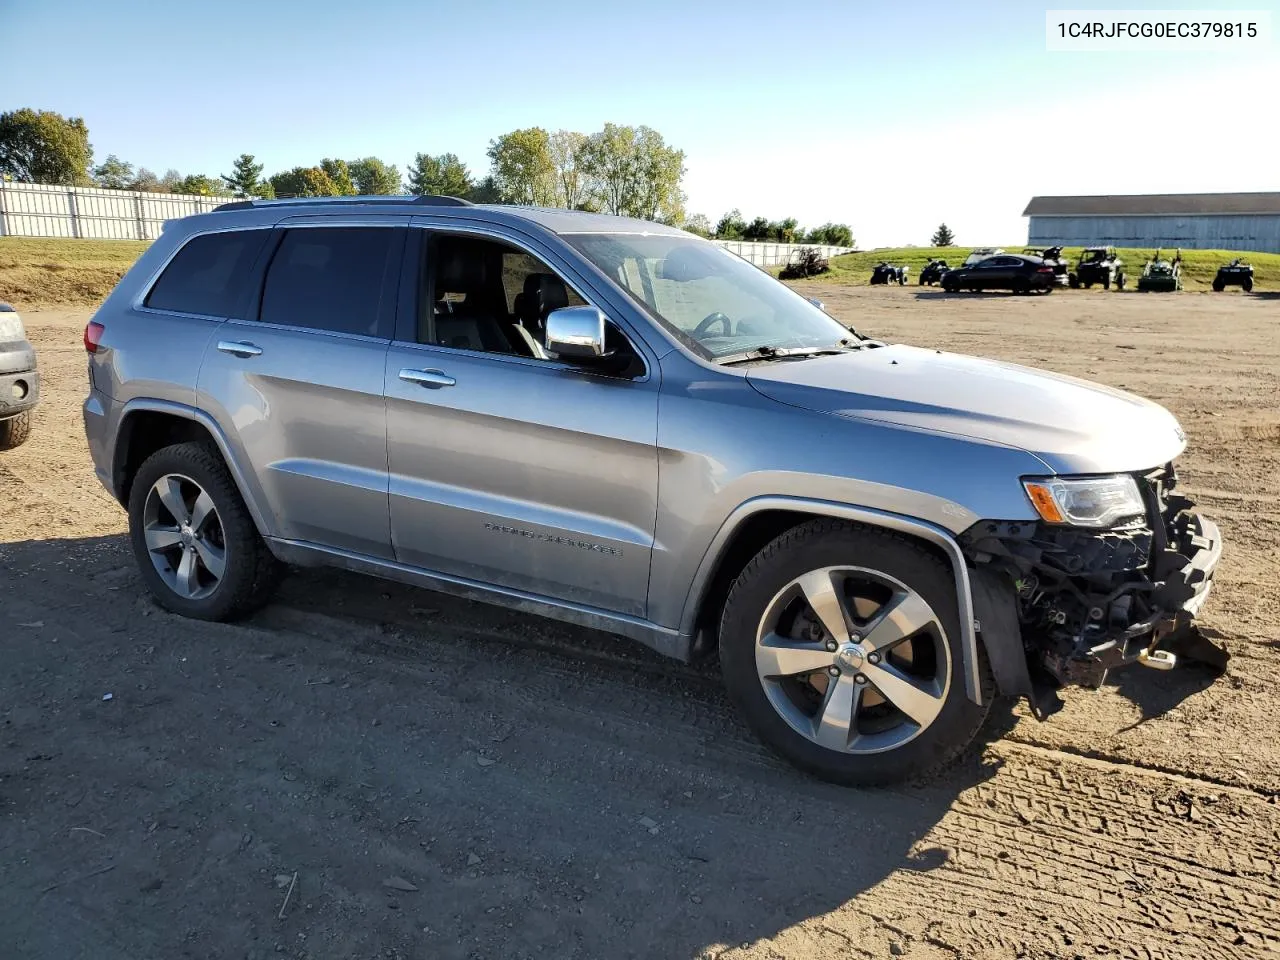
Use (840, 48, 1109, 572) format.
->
(1022, 475, 1145, 528)
(0, 309, 25, 343)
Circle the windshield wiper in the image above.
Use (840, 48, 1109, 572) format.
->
(716, 345, 848, 366)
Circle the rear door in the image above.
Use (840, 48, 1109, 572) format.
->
(382, 224, 660, 617)
(196, 218, 405, 559)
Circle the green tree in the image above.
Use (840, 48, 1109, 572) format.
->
(486, 128, 555, 205)
(548, 129, 589, 209)
(348, 156, 402, 195)
(407, 152, 472, 198)
(320, 158, 357, 195)
(931, 222, 955, 246)
(627, 125, 685, 223)
(467, 174, 502, 204)
(682, 213, 712, 237)
(578, 123, 685, 222)
(221, 153, 267, 197)
(92, 154, 135, 190)
(269, 166, 341, 198)
(0, 108, 94, 185)
(173, 173, 228, 196)
(715, 209, 747, 239)
(805, 223, 854, 247)
(159, 169, 183, 192)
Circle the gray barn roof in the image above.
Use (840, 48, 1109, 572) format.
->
(1023, 193, 1280, 217)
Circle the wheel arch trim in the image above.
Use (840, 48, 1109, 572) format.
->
(680, 495, 985, 706)
(112, 398, 272, 537)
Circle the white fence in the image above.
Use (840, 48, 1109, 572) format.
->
(0, 183, 857, 266)
(0, 181, 231, 240)
(713, 240, 855, 267)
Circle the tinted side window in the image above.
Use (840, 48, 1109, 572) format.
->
(259, 227, 395, 337)
(145, 230, 266, 317)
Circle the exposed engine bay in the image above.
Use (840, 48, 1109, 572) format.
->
(961, 463, 1225, 712)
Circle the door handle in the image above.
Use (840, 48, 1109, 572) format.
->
(399, 368, 456, 389)
(217, 340, 263, 358)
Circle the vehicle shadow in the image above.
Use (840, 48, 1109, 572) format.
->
(1105, 629, 1230, 726)
(2, 533, 1013, 960)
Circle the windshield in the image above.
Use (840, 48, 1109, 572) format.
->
(566, 233, 855, 360)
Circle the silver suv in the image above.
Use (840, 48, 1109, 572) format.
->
(82, 197, 1222, 785)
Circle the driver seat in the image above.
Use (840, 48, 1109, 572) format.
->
(516, 273, 570, 341)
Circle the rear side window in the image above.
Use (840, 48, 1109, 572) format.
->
(259, 227, 396, 337)
(145, 230, 266, 317)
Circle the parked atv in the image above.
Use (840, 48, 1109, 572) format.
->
(779, 248, 830, 280)
(1212, 258, 1254, 292)
(1068, 247, 1126, 290)
(1023, 246, 1069, 286)
(919, 259, 951, 285)
(1137, 249, 1183, 292)
(870, 262, 909, 285)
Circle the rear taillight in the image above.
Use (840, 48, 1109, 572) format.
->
(1037, 267, 1054, 274)
(84, 321, 105, 353)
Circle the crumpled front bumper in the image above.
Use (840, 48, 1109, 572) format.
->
(962, 465, 1226, 698)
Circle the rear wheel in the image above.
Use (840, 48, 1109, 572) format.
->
(719, 520, 992, 785)
(0, 412, 32, 450)
(1243, 277, 1253, 292)
(128, 442, 282, 621)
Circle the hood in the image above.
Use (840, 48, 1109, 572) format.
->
(746, 345, 1186, 475)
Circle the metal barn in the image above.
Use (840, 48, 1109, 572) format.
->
(1024, 193, 1280, 253)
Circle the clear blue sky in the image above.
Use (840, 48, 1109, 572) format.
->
(3, 0, 1276, 245)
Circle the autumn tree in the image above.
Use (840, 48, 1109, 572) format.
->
(269, 166, 341, 198)
(0, 108, 94, 185)
(320, 158, 357, 195)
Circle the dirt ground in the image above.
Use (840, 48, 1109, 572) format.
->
(2, 287, 1278, 960)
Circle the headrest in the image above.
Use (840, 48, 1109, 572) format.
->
(437, 241, 489, 289)
(520, 273, 569, 322)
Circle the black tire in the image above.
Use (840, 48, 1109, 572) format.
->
(128, 441, 282, 621)
(0, 412, 32, 450)
(1212, 279, 1224, 292)
(1012, 278, 1029, 295)
(1102, 276, 1111, 290)
(1116, 272, 1126, 291)
(718, 519, 993, 786)
(1068, 274, 1079, 289)
(1243, 277, 1253, 292)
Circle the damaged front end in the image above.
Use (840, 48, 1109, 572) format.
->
(962, 464, 1225, 718)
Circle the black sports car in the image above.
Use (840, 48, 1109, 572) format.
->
(941, 254, 1057, 294)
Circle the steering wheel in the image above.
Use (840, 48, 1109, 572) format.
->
(694, 312, 733, 338)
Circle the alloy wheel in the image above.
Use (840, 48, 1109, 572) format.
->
(141, 473, 226, 600)
(754, 566, 951, 754)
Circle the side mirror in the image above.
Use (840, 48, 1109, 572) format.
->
(546, 305, 608, 360)
(806, 296, 826, 312)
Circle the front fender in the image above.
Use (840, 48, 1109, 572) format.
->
(680, 496, 987, 706)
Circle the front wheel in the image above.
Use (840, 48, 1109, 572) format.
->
(718, 520, 992, 785)
(0, 411, 32, 450)
(128, 441, 282, 621)
(1243, 277, 1253, 292)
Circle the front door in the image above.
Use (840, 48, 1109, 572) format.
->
(383, 228, 660, 617)
(196, 221, 405, 559)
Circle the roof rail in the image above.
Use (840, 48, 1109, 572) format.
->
(212, 194, 473, 212)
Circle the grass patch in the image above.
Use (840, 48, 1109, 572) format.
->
(0, 237, 151, 308)
(789, 245, 1280, 292)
